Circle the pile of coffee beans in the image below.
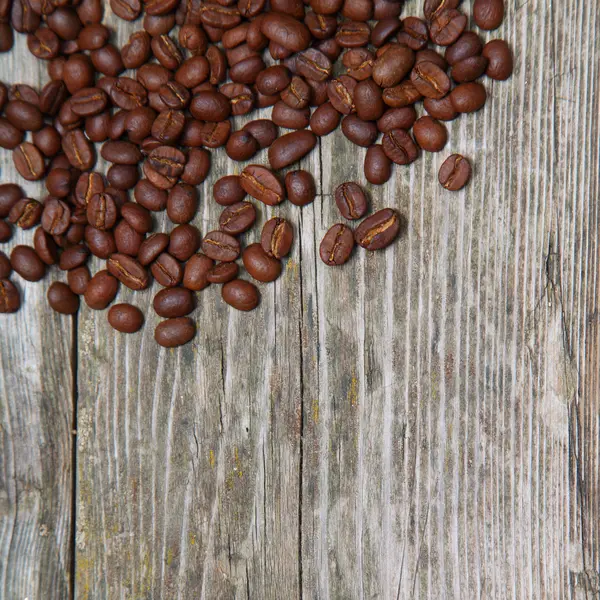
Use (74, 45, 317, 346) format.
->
(0, 0, 512, 347)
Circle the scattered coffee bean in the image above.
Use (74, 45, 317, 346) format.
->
(222, 279, 260, 311)
(11, 245, 46, 281)
(67, 265, 91, 295)
(473, 0, 505, 31)
(169, 224, 201, 261)
(0, 251, 11, 279)
(261, 218, 293, 259)
(320, 223, 354, 266)
(202, 231, 240, 262)
(413, 116, 448, 152)
(108, 303, 144, 333)
(355, 208, 400, 250)
(364, 144, 392, 184)
(47, 281, 80, 314)
(207, 262, 239, 284)
(483, 40, 513, 80)
(107, 253, 149, 290)
(154, 287, 194, 318)
(219, 202, 256, 235)
(155, 317, 196, 347)
(335, 182, 368, 220)
(240, 165, 285, 205)
(243, 243, 282, 283)
(151, 252, 183, 287)
(0, 279, 20, 313)
(183, 253, 214, 291)
(285, 170, 316, 206)
(438, 154, 472, 191)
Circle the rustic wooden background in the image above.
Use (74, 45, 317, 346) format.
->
(1, 0, 599, 598)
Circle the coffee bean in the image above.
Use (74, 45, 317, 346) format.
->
(9, 198, 43, 229)
(451, 56, 488, 82)
(145, 146, 186, 189)
(382, 129, 419, 165)
(397, 17, 428, 50)
(336, 21, 371, 48)
(230, 55, 265, 84)
(473, 0, 504, 31)
(0, 251, 11, 278)
(108, 303, 144, 333)
(222, 279, 259, 311)
(342, 47, 374, 81)
(111, 76, 148, 109)
(33, 228, 58, 265)
(342, 0, 372, 21)
(201, 231, 240, 262)
(320, 223, 354, 266)
(268, 130, 317, 170)
(78, 23, 110, 51)
(183, 253, 214, 290)
(13, 142, 45, 181)
(169, 224, 201, 261)
(84, 270, 118, 309)
(91, 44, 125, 77)
(243, 243, 282, 283)
(213, 175, 246, 206)
(242, 119, 278, 148)
(59, 244, 90, 271)
(134, 179, 168, 211)
(370, 18, 402, 47)
(355, 208, 401, 250)
(181, 148, 211, 186)
(107, 253, 149, 290)
(411, 61, 451, 99)
(85, 226, 117, 258)
(5, 99, 44, 131)
(482, 39, 513, 80)
(450, 82, 487, 113)
(429, 8, 467, 46)
(46, 168, 73, 198)
(285, 170, 316, 206)
(42, 199, 71, 235)
(335, 182, 368, 219)
(0, 184, 23, 218)
(377, 107, 417, 132)
(327, 75, 357, 114)
(281, 75, 311, 110)
(260, 13, 311, 52)
(364, 144, 392, 185)
(153, 287, 195, 318)
(0, 221, 12, 243)
(271, 101, 310, 130)
(193, 121, 231, 148)
(240, 165, 285, 205)
(67, 265, 91, 295)
(341, 115, 378, 147)
(297, 48, 332, 81)
(206, 262, 238, 284)
(11, 245, 46, 281)
(438, 153, 471, 190)
(415, 48, 448, 71)
(167, 183, 198, 224)
(0, 117, 24, 149)
(413, 116, 448, 152)
(62, 129, 95, 170)
(226, 130, 260, 161)
(423, 0, 460, 21)
(353, 79, 385, 122)
(101, 140, 142, 165)
(110, 0, 141, 21)
(190, 90, 231, 121)
(151, 252, 183, 287)
(372, 45, 415, 87)
(155, 317, 196, 347)
(32, 126, 62, 158)
(114, 220, 144, 256)
(85, 111, 111, 142)
(445, 32, 483, 66)
(87, 193, 118, 230)
(258, 218, 292, 260)
(310, 102, 341, 136)
(47, 281, 80, 314)
(219, 201, 256, 235)
(0, 279, 20, 313)
(138, 232, 169, 265)
(423, 96, 458, 121)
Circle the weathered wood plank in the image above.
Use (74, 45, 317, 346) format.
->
(0, 34, 74, 600)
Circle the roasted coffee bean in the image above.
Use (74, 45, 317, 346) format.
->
(85, 111, 111, 142)
(429, 8, 467, 46)
(190, 90, 231, 121)
(75, 172, 104, 207)
(176, 56, 210, 89)
(438, 153, 471, 190)
(450, 55, 487, 82)
(268, 130, 317, 170)
(355, 208, 400, 250)
(0, 24, 14, 53)
(70, 88, 108, 118)
(353, 79, 384, 122)
(47, 282, 79, 314)
(32, 126, 62, 157)
(46, 169, 72, 198)
(145, 146, 186, 188)
(85, 226, 117, 258)
(12, 0, 42, 34)
(207, 262, 238, 284)
(183, 252, 214, 290)
(364, 144, 392, 185)
(341, 115, 378, 147)
(445, 32, 483, 66)
(110, 0, 141, 21)
(423, 0, 460, 21)
(0, 279, 20, 313)
(450, 82, 487, 113)
(0, 117, 24, 149)
(9, 198, 43, 229)
(222, 22, 249, 48)
(139, 232, 169, 265)
(150, 34, 182, 70)
(179, 24, 208, 54)
(296, 48, 332, 81)
(87, 193, 118, 230)
(411, 62, 451, 99)
(336, 21, 370, 48)
(62, 129, 95, 170)
(242, 119, 277, 148)
(153, 287, 194, 318)
(150, 109, 185, 144)
(240, 165, 284, 205)
(5, 100, 44, 132)
(370, 17, 402, 47)
(28, 27, 60, 59)
(415, 49, 448, 71)
(226, 130, 260, 161)
(169, 224, 201, 261)
(0, 184, 24, 218)
(320, 223, 354, 266)
(243, 243, 282, 283)
(222, 279, 259, 311)
(11, 245, 46, 281)
(135, 179, 168, 211)
(0, 221, 12, 243)
(259, 218, 293, 259)
(121, 202, 152, 234)
(101, 140, 142, 165)
(181, 148, 211, 185)
(382, 129, 419, 164)
(285, 171, 316, 207)
(260, 13, 311, 52)
(107, 253, 149, 290)
(67, 265, 91, 295)
(78, 23, 110, 51)
(372, 45, 415, 87)
(342, 0, 372, 21)
(33, 228, 58, 265)
(423, 96, 458, 121)
(193, 121, 231, 148)
(377, 107, 417, 132)
(167, 183, 198, 224)
(335, 182, 368, 219)
(214, 175, 246, 206)
(0, 251, 11, 278)
(201, 231, 240, 262)
(281, 76, 311, 110)
(155, 317, 195, 347)
(13, 143, 45, 181)
(327, 75, 357, 114)
(397, 17, 428, 50)
(342, 48, 374, 81)
(84, 270, 118, 310)
(47, 7, 82, 40)
(62, 54, 95, 94)
(474, 0, 504, 30)
(310, 102, 341, 136)
(42, 199, 71, 235)
(219, 201, 256, 235)
(91, 44, 125, 77)
(151, 252, 183, 287)
(483, 40, 513, 80)
(158, 82, 191, 111)
(107, 303, 144, 333)
(114, 220, 144, 256)
(271, 101, 310, 130)
(58, 244, 89, 270)
(229, 55, 265, 85)
(413, 116, 448, 152)
(221, 83, 254, 116)
(206, 45, 227, 84)
(111, 77, 148, 109)
(382, 81, 423, 107)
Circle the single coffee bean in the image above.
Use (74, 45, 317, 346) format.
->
(169, 224, 201, 262)
(134, 179, 168, 211)
(0, 117, 25, 149)
(354, 78, 385, 121)
(201, 231, 240, 262)
(0, 184, 23, 218)
(222, 279, 259, 311)
(42, 199, 71, 235)
(180, 148, 210, 186)
(226, 130, 260, 161)
(482, 39, 513, 80)
(355, 208, 401, 250)
(335, 182, 368, 220)
(13, 142, 45, 181)
(67, 265, 91, 295)
(423, 0, 460, 21)
(240, 165, 285, 205)
(229, 55, 265, 85)
(62, 129, 95, 170)
(260, 13, 311, 52)
(153, 287, 195, 318)
(84, 270, 118, 310)
(5, 100, 44, 131)
(0, 221, 12, 243)
(183, 253, 214, 290)
(158, 82, 191, 111)
(8, 198, 42, 229)
(397, 16, 429, 50)
(242, 119, 278, 148)
(285, 170, 316, 207)
(33, 228, 58, 265)
(46, 168, 73, 198)
(193, 121, 231, 148)
(370, 18, 402, 47)
(0, 279, 20, 313)
(85, 111, 111, 142)
(32, 126, 62, 157)
(341, 115, 378, 147)
(120, 202, 152, 235)
(271, 101, 310, 130)
(47, 7, 82, 40)
(429, 8, 467, 46)
(190, 90, 231, 121)
(221, 82, 254, 116)
(108, 164, 139, 192)
(377, 107, 417, 132)
(87, 193, 118, 230)
(138, 232, 169, 265)
(243, 243, 282, 283)
(438, 154, 471, 190)
(261, 217, 293, 258)
(310, 102, 341, 136)
(411, 61, 451, 99)
(101, 140, 142, 165)
(91, 44, 125, 77)
(155, 317, 196, 347)
(281, 75, 311, 109)
(78, 23, 110, 51)
(335, 21, 371, 48)
(382, 129, 419, 165)
(268, 130, 317, 170)
(114, 220, 144, 256)
(107, 253, 149, 290)
(47, 282, 80, 315)
(40, 80, 69, 117)
(151, 252, 183, 287)
(179, 24, 208, 54)
(450, 82, 487, 113)
(327, 75, 357, 114)
(59, 244, 90, 271)
(319, 223, 354, 266)
(445, 32, 483, 66)
(451, 56, 489, 83)
(213, 175, 246, 206)
(10, 245, 46, 281)
(70, 87, 108, 118)
(364, 144, 392, 185)
(85, 226, 117, 258)
(0, 251, 11, 278)
(145, 146, 186, 189)
(167, 183, 198, 224)
(207, 262, 239, 284)
(416, 48, 448, 71)
(473, 0, 504, 30)
(297, 48, 332, 81)
(108, 303, 144, 333)
(74, 172, 104, 207)
(372, 45, 415, 87)
(219, 201, 256, 235)
(342, 0, 372, 21)
(423, 96, 458, 121)
(413, 116, 448, 152)
(342, 47, 374, 80)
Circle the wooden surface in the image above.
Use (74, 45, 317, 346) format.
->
(1, 0, 599, 598)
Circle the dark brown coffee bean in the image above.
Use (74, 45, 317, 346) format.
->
(41, 199, 71, 235)
(27, 27, 60, 59)
(335, 182, 368, 220)
(155, 317, 195, 347)
(175, 56, 210, 89)
(153, 287, 194, 318)
(107, 253, 149, 290)
(85, 111, 111, 142)
(145, 146, 186, 189)
(260, 218, 293, 259)
(114, 220, 143, 256)
(450, 82, 487, 113)
(47, 7, 82, 40)
(285, 171, 316, 207)
(75, 172, 104, 207)
(438, 153, 471, 190)
(483, 39, 513, 80)
(84, 270, 118, 309)
(167, 183, 198, 224)
(67, 265, 91, 295)
(320, 223, 354, 266)
(78, 23, 110, 51)
(135, 179, 168, 211)
(193, 121, 231, 148)
(271, 101, 310, 130)
(10, 245, 46, 281)
(219, 201, 256, 235)
(0, 220, 12, 243)
(296, 48, 332, 82)
(327, 75, 357, 114)
(62, 129, 95, 170)
(0, 251, 11, 279)
(222, 279, 259, 311)
(106, 303, 143, 333)
(341, 49, 372, 82)
(370, 17, 401, 47)
(268, 130, 317, 170)
(355, 208, 401, 250)
(213, 175, 246, 206)
(413, 116, 448, 152)
(101, 140, 142, 165)
(207, 262, 238, 284)
(423, 96, 458, 121)
(0, 117, 24, 150)
(169, 224, 201, 261)
(5, 100, 43, 132)
(62, 54, 94, 95)
(0, 23, 14, 52)
(32, 126, 62, 158)
(201, 231, 240, 262)
(151, 252, 183, 287)
(183, 253, 213, 290)
(260, 13, 311, 52)
(415, 50, 448, 74)
(240, 165, 284, 205)
(445, 32, 483, 66)
(189, 90, 231, 122)
(33, 228, 58, 265)
(229, 55, 265, 85)
(335, 20, 370, 48)
(243, 243, 282, 283)
(110, 0, 141, 21)
(377, 107, 417, 132)
(241, 120, 277, 149)
(46, 168, 73, 198)
(411, 61, 451, 99)
(179, 25, 208, 55)
(58, 245, 89, 271)
(84, 226, 115, 258)
(157, 83, 190, 112)
(70, 88, 108, 118)
(12, 0, 41, 34)
(121, 202, 152, 235)
(150, 109, 185, 144)
(138, 232, 169, 266)
(150, 34, 182, 70)
(47, 281, 79, 314)
(310, 102, 341, 136)
(13, 143, 45, 181)
(225, 130, 259, 161)
(352, 78, 384, 122)
(0, 279, 20, 313)
(8, 198, 42, 230)
(0, 184, 23, 219)
(87, 193, 118, 230)
(91, 44, 124, 77)
(382, 129, 419, 165)
(199, 3, 241, 30)
(220, 83, 254, 116)
(281, 76, 311, 110)
(364, 144, 392, 185)
(473, 0, 504, 30)
(111, 77, 148, 110)
(342, 0, 372, 20)
(397, 17, 428, 50)
(423, 0, 460, 21)
(372, 45, 415, 88)
(341, 115, 378, 147)
(429, 8, 467, 46)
